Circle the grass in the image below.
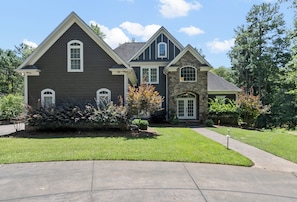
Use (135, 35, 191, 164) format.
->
(0, 127, 252, 166)
(209, 127, 297, 163)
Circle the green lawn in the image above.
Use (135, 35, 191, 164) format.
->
(209, 127, 297, 163)
(0, 127, 252, 166)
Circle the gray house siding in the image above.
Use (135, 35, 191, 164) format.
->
(28, 23, 124, 108)
(132, 33, 181, 62)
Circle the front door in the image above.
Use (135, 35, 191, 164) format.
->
(177, 93, 196, 119)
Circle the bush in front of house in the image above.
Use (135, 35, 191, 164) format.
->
(26, 102, 129, 131)
(0, 94, 24, 121)
(131, 119, 149, 130)
(204, 119, 214, 127)
(208, 97, 240, 125)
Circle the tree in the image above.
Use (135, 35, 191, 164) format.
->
(228, 3, 290, 105)
(210, 66, 236, 83)
(90, 23, 106, 39)
(127, 84, 163, 117)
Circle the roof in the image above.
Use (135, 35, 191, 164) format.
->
(129, 26, 184, 62)
(208, 72, 241, 92)
(164, 45, 212, 74)
(16, 12, 137, 85)
(114, 42, 145, 62)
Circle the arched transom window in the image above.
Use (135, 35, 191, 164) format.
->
(41, 88, 55, 108)
(180, 66, 197, 82)
(67, 40, 83, 72)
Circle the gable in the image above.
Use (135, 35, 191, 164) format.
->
(130, 27, 184, 62)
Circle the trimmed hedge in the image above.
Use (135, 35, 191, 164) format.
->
(131, 119, 149, 130)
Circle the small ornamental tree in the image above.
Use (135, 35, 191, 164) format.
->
(237, 88, 269, 126)
(127, 84, 164, 118)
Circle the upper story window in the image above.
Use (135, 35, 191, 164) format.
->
(67, 40, 83, 72)
(158, 42, 167, 58)
(180, 66, 197, 82)
(141, 67, 159, 84)
(96, 88, 111, 107)
(41, 88, 55, 108)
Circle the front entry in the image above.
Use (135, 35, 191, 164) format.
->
(177, 93, 196, 119)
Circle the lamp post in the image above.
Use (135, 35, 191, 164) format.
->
(226, 129, 230, 149)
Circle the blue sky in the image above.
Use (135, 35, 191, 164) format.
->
(0, 0, 294, 67)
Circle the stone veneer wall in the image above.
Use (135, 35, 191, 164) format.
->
(168, 52, 208, 121)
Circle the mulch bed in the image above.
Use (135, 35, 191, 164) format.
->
(3, 127, 158, 139)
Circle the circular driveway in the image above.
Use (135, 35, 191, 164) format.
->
(1, 161, 297, 202)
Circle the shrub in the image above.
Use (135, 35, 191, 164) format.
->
(208, 98, 239, 125)
(204, 119, 214, 127)
(132, 119, 149, 130)
(0, 94, 24, 121)
(27, 102, 129, 131)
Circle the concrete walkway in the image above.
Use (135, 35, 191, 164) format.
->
(191, 127, 297, 172)
(0, 123, 25, 136)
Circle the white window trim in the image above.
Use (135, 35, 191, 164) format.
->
(157, 42, 167, 58)
(140, 66, 159, 84)
(41, 88, 55, 108)
(180, 66, 197, 82)
(96, 88, 111, 105)
(67, 40, 84, 72)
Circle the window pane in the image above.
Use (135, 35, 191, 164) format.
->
(142, 68, 149, 82)
(181, 67, 196, 81)
(44, 97, 52, 108)
(150, 68, 157, 82)
(159, 43, 166, 56)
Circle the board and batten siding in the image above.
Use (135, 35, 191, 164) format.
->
(132, 33, 181, 62)
(28, 23, 124, 108)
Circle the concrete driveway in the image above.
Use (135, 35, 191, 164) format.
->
(0, 161, 297, 202)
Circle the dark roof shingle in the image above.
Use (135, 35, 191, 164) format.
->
(114, 42, 146, 62)
(208, 72, 241, 92)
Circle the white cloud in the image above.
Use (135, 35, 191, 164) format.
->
(206, 38, 235, 53)
(22, 39, 38, 48)
(159, 0, 202, 18)
(90, 21, 130, 48)
(120, 22, 161, 41)
(179, 26, 204, 36)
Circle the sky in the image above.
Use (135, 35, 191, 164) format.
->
(0, 0, 294, 68)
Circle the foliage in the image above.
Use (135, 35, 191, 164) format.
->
(0, 49, 23, 94)
(228, 3, 290, 105)
(204, 119, 214, 127)
(237, 90, 268, 126)
(210, 66, 236, 83)
(27, 102, 129, 131)
(127, 84, 164, 117)
(90, 23, 106, 39)
(0, 94, 24, 120)
(131, 119, 149, 130)
(208, 98, 239, 125)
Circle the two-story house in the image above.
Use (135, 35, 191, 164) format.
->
(16, 12, 241, 122)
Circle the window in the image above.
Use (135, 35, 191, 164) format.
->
(141, 67, 159, 84)
(41, 88, 55, 108)
(158, 42, 167, 58)
(96, 88, 111, 107)
(67, 40, 83, 72)
(180, 66, 197, 82)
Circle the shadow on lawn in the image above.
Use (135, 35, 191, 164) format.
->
(4, 129, 159, 140)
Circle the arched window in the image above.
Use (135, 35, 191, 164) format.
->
(41, 88, 55, 108)
(96, 88, 111, 107)
(180, 66, 197, 82)
(67, 40, 83, 72)
(158, 42, 167, 58)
